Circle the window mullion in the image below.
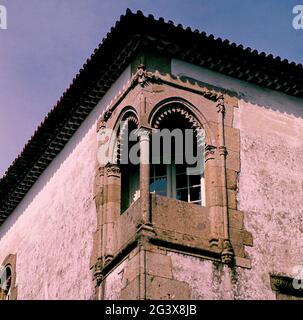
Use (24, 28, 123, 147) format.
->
(187, 172, 190, 202)
(171, 163, 176, 199)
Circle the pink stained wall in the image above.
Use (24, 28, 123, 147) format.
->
(0, 66, 131, 299)
(170, 59, 303, 299)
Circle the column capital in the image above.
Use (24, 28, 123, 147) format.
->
(105, 163, 120, 177)
(135, 126, 153, 139)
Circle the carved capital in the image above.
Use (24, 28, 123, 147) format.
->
(105, 163, 120, 177)
(135, 126, 152, 140)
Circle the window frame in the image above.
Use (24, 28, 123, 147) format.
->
(150, 163, 206, 206)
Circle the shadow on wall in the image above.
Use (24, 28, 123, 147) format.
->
(172, 59, 303, 120)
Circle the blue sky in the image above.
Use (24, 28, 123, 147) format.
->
(0, 0, 302, 177)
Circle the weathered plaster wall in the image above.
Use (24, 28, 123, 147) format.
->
(233, 100, 303, 299)
(172, 59, 303, 299)
(168, 252, 234, 300)
(0, 66, 131, 300)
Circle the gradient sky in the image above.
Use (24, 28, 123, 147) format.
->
(0, 0, 302, 177)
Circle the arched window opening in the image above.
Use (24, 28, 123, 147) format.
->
(0, 266, 12, 300)
(150, 105, 205, 206)
(119, 115, 140, 213)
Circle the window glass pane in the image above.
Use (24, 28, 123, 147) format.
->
(155, 164, 167, 177)
(150, 176, 167, 193)
(189, 175, 201, 187)
(176, 164, 187, 174)
(176, 188, 188, 201)
(176, 173, 187, 189)
(189, 186, 201, 202)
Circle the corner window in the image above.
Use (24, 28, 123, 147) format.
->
(150, 104, 205, 206)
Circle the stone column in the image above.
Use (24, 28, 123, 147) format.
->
(137, 127, 152, 226)
(103, 163, 121, 264)
(216, 96, 234, 265)
(204, 144, 222, 248)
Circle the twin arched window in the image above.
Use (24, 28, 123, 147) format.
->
(118, 103, 205, 213)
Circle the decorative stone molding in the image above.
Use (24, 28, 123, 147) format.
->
(100, 67, 229, 126)
(152, 105, 202, 132)
(92, 62, 253, 300)
(216, 95, 225, 114)
(105, 163, 120, 177)
(93, 258, 103, 287)
(97, 118, 106, 132)
(117, 113, 139, 164)
(103, 110, 113, 122)
(205, 145, 217, 162)
(136, 64, 148, 87)
(132, 64, 160, 88)
(135, 126, 152, 139)
(221, 239, 234, 266)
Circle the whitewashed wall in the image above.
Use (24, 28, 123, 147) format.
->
(0, 66, 131, 300)
(172, 59, 303, 299)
